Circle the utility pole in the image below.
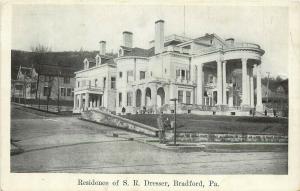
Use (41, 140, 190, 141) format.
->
(57, 71, 61, 113)
(266, 72, 270, 104)
(183, 5, 186, 36)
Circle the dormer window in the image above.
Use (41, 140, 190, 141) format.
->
(83, 59, 89, 69)
(118, 48, 124, 57)
(95, 55, 101, 66)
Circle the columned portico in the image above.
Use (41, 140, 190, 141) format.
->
(222, 61, 227, 105)
(217, 59, 222, 105)
(250, 66, 254, 107)
(73, 94, 76, 111)
(197, 64, 203, 105)
(84, 93, 89, 110)
(79, 94, 82, 111)
(256, 64, 263, 112)
(241, 58, 248, 107)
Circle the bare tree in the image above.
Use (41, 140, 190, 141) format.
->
(46, 77, 54, 112)
(30, 44, 51, 103)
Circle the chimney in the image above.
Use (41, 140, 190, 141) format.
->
(122, 31, 133, 48)
(155, 20, 165, 54)
(99, 41, 106, 55)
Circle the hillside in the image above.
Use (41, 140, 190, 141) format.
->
(11, 50, 116, 79)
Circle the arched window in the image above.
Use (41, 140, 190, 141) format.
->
(94, 79, 98, 87)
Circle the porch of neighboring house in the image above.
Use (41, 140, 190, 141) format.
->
(73, 92, 104, 113)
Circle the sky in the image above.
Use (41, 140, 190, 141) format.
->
(12, 4, 289, 78)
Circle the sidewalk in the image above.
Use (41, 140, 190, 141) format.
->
(105, 130, 288, 153)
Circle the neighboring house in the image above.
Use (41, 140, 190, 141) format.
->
(74, 19, 266, 116)
(11, 66, 38, 100)
(12, 63, 76, 105)
(262, 79, 288, 116)
(35, 64, 75, 103)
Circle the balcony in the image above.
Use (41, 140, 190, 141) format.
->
(204, 82, 216, 89)
(165, 46, 191, 54)
(75, 85, 104, 93)
(194, 42, 263, 55)
(228, 42, 260, 49)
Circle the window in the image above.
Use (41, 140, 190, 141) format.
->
(96, 56, 100, 65)
(15, 85, 23, 90)
(176, 69, 180, 79)
(165, 68, 167, 74)
(45, 75, 53, 82)
(118, 93, 122, 107)
(140, 71, 146, 80)
(204, 91, 208, 97)
(64, 77, 70, 84)
(178, 90, 183, 103)
(89, 80, 91, 88)
(119, 49, 123, 57)
(103, 77, 106, 88)
(30, 83, 36, 93)
(67, 88, 71, 96)
(95, 79, 98, 87)
(71, 88, 74, 97)
(186, 91, 191, 104)
(60, 88, 66, 96)
(127, 92, 132, 106)
(111, 77, 116, 89)
(127, 70, 133, 83)
(181, 70, 186, 79)
(77, 81, 80, 88)
(119, 72, 123, 78)
(209, 75, 214, 83)
(43, 86, 50, 96)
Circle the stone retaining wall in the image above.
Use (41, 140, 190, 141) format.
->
(81, 109, 158, 136)
(165, 131, 288, 143)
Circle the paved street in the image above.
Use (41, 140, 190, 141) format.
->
(11, 104, 288, 174)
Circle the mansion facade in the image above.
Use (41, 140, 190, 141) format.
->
(73, 20, 264, 115)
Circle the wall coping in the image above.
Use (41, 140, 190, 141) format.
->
(88, 109, 158, 132)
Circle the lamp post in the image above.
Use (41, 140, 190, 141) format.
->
(170, 98, 178, 145)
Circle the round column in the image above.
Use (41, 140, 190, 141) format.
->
(217, 59, 222, 105)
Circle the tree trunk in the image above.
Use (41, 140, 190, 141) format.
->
(47, 95, 49, 112)
(38, 92, 41, 109)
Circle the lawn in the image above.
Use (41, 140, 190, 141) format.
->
(122, 114, 288, 136)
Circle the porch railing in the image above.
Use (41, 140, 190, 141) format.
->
(75, 85, 104, 92)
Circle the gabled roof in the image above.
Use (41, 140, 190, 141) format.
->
(120, 46, 155, 57)
(83, 53, 117, 70)
(20, 66, 33, 76)
(86, 58, 96, 63)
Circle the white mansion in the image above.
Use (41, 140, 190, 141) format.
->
(73, 20, 264, 115)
